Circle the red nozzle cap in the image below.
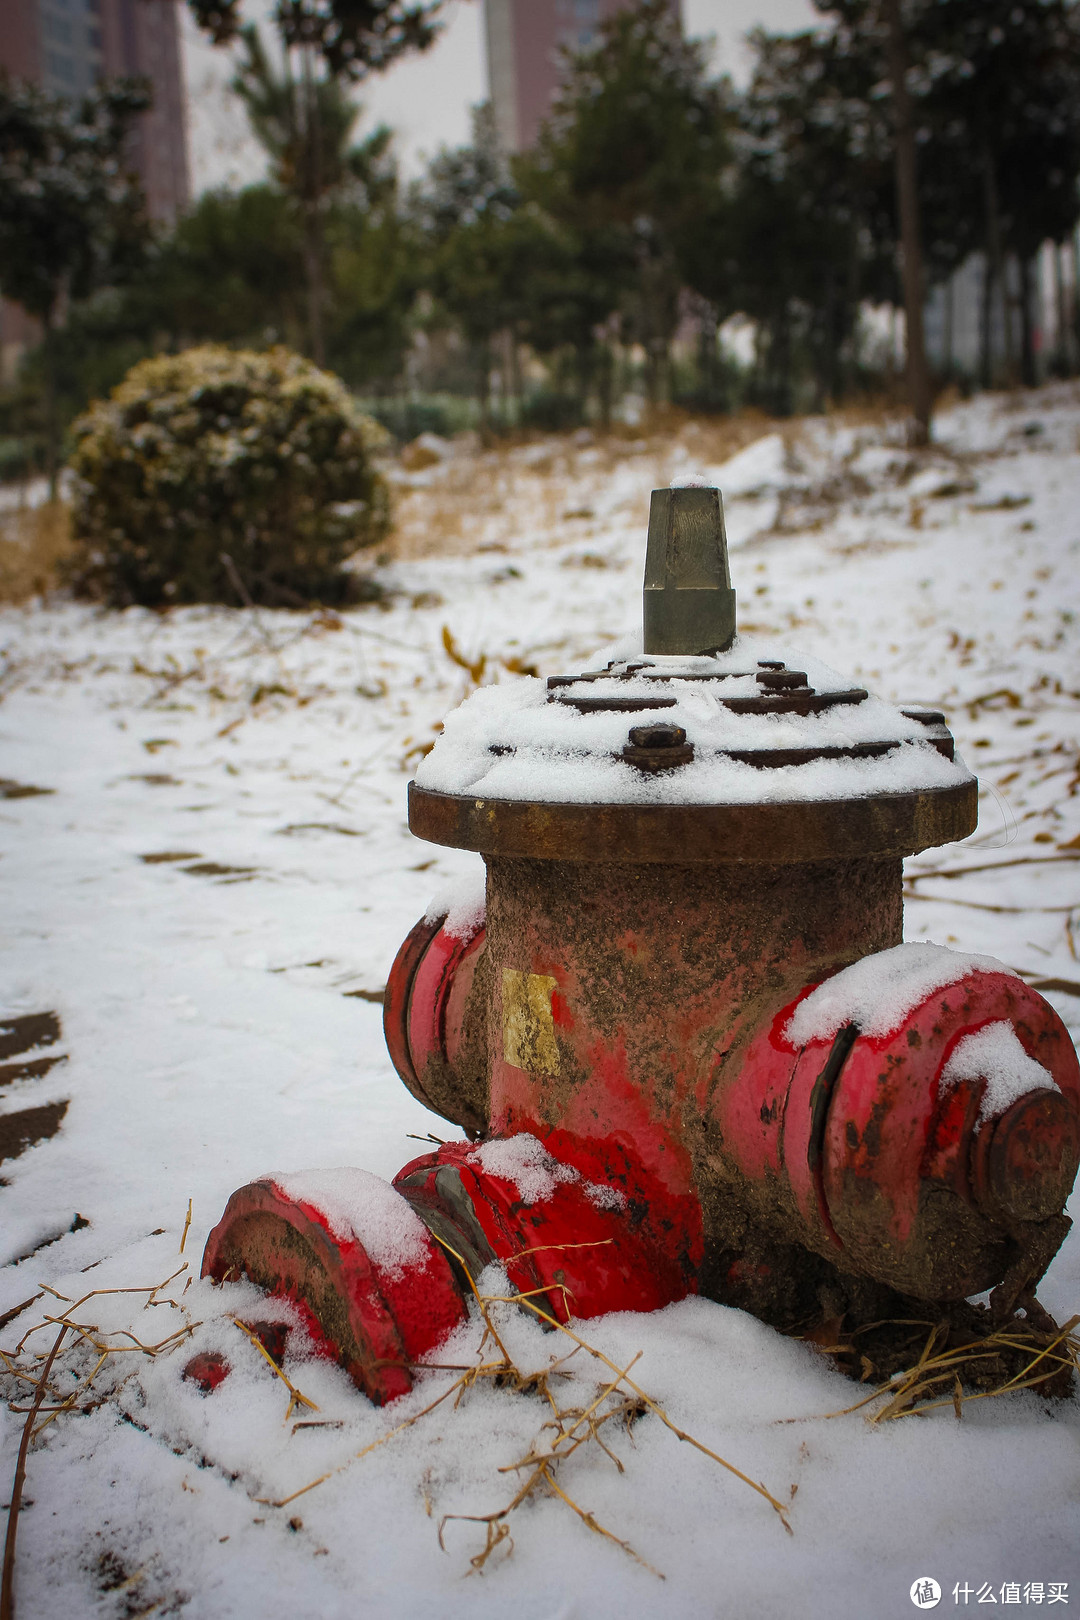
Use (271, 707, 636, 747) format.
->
(971, 1090, 1080, 1227)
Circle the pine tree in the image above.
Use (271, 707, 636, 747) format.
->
(230, 25, 395, 364)
(0, 74, 150, 494)
(186, 0, 445, 81)
(918, 0, 1080, 385)
(522, 0, 734, 407)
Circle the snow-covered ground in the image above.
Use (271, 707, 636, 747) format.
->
(1, 387, 1078, 1619)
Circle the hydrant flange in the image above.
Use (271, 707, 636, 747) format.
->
(202, 482, 1079, 1398)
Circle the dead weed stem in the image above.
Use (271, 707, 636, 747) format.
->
(266, 1241, 790, 1578)
(0, 1263, 198, 1620)
(796, 1311, 1079, 1424)
(0, 501, 72, 605)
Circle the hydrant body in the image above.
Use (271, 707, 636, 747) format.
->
(204, 486, 1080, 1400)
(391, 789, 1078, 1327)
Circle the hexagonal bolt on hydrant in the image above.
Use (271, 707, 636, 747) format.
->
(204, 485, 1080, 1404)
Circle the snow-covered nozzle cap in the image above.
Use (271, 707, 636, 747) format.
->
(643, 485, 736, 656)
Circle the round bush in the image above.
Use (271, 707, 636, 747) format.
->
(68, 345, 391, 607)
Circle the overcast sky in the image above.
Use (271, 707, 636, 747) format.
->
(181, 0, 819, 195)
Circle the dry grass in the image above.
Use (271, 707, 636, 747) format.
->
(799, 1309, 1079, 1421)
(0, 1234, 790, 1589)
(231, 1316, 320, 1421)
(386, 410, 778, 563)
(0, 501, 73, 605)
(0, 1264, 199, 1620)
(2, 1236, 1075, 1595)
(262, 1242, 792, 1577)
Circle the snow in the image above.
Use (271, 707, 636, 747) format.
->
(700, 430, 789, 496)
(784, 942, 1010, 1046)
(421, 731, 965, 807)
(941, 1021, 1059, 1120)
(412, 431, 455, 462)
(1, 386, 1080, 1616)
(582, 1179, 628, 1213)
(415, 637, 972, 807)
(423, 864, 486, 938)
(269, 1168, 433, 1277)
(469, 1134, 627, 1212)
(471, 1133, 578, 1204)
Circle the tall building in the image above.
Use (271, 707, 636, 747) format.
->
(485, 0, 682, 153)
(0, 0, 190, 221)
(0, 0, 189, 382)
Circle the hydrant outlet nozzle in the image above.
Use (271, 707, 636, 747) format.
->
(643, 485, 737, 656)
(200, 482, 1080, 1405)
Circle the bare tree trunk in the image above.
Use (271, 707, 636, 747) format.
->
(643, 337, 660, 408)
(574, 340, 594, 422)
(508, 330, 523, 425)
(42, 309, 59, 503)
(301, 207, 327, 367)
(1054, 243, 1070, 375)
(696, 300, 717, 406)
(979, 253, 993, 388)
(770, 309, 793, 417)
(477, 336, 492, 435)
(1017, 255, 1036, 387)
(810, 269, 834, 412)
(300, 46, 326, 367)
(843, 235, 861, 400)
(982, 153, 1013, 386)
(883, 0, 932, 445)
(597, 341, 614, 429)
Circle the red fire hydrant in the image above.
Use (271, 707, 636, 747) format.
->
(204, 486, 1080, 1403)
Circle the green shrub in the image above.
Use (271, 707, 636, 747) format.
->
(519, 390, 586, 433)
(0, 435, 37, 483)
(362, 397, 454, 444)
(68, 345, 391, 607)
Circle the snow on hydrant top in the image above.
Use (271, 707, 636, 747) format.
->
(415, 485, 973, 810)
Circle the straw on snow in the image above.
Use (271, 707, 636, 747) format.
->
(0, 1264, 201, 1620)
(258, 1234, 792, 1577)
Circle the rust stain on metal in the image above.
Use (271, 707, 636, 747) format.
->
(408, 778, 978, 866)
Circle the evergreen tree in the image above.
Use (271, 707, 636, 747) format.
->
(0, 74, 150, 493)
(231, 25, 395, 363)
(408, 105, 539, 421)
(918, 0, 1080, 385)
(151, 184, 308, 349)
(812, 0, 1080, 413)
(721, 27, 896, 413)
(522, 0, 734, 406)
(187, 0, 445, 82)
(808, 0, 937, 438)
(188, 0, 445, 378)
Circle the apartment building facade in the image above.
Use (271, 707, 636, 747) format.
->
(485, 0, 682, 153)
(1, 0, 190, 220)
(0, 0, 190, 377)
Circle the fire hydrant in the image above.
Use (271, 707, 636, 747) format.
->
(204, 486, 1080, 1404)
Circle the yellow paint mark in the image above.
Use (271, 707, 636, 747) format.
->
(502, 970, 560, 1076)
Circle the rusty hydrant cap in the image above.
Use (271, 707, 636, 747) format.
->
(408, 484, 977, 862)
